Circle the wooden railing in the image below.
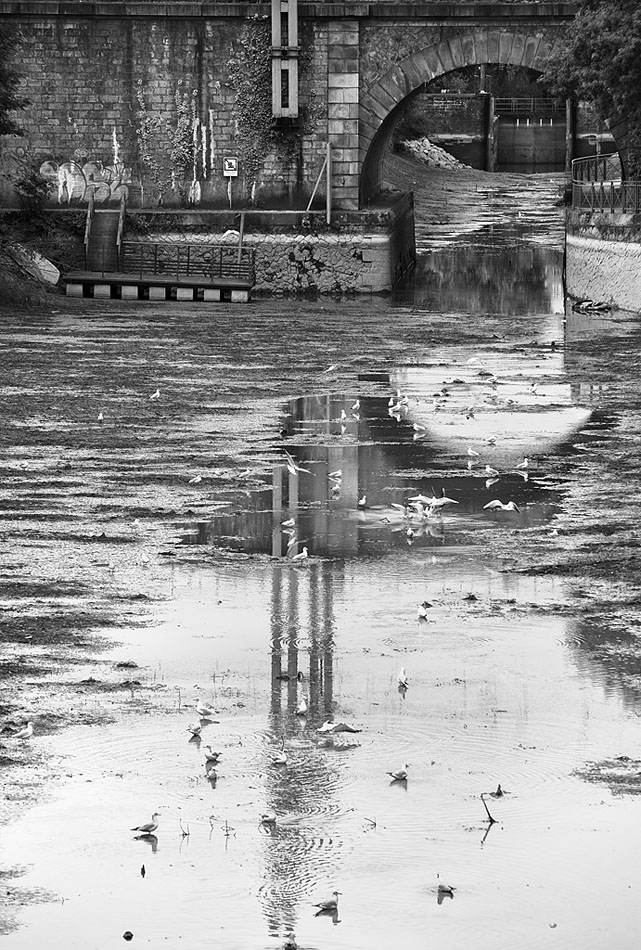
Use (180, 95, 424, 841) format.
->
(570, 153, 641, 212)
(119, 242, 256, 284)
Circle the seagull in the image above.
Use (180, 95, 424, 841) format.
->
(284, 451, 314, 477)
(490, 783, 504, 798)
(187, 723, 202, 738)
(352, 399, 360, 411)
(358, 494, 367, 507)
(313, 891, 341, 915)
(428, 490, 459, 510)
(205, 765, 218, 782)
(413, 422, 426, 432)
(282, 518, 296, 528)
(485, 477, 499, 489)
(483, 500, 520, 512)
(131, 812, 160, 834)
(387, 766, 409, 782)
(283, 933, 298, 950)
(150, 389, 160, 400)
(291, 546, 309, 563)
(318, 720, 361, 734)
(195, 700, 216, 719)
(13, 722, 33, 740)
(204, 746, 221, 764)
(398, 667, 409, 688)
(485, 465, 499, 478)
(436, 875, 455, 896)
(188, 474, 202, 484)
(417, 600, 433, 619)
(97, 412, 104, 423)
(329, 469, 342, 480)
(467, 447, 480, 458)
(516, 457, 529, 470)
(260, 812, 277, 826)
(272, 737, 288, 765)
(296, 696, 308, 716)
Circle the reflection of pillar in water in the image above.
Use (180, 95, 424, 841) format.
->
(271, 463, 284, 558)
(270, 563, 285, 716)
(308, 561, 335, 718)
(286, 568, 300, 712)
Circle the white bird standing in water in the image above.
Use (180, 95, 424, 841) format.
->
(150, 389, 160, 400)
(272, 737, 288, 765)
(187, 723, 202, 738)
(387, 765, 409, 782)
(13, 722, 33, 740)
(313, 890, 341, 915)
(292, 546, 309, 563)
(260, 812, 277, 826)
(195, 699, 216, 719)
(483, 500, 520, 512)
(398, 667, 409, 689)
(188, 474, 202, 485)
(296, 696, 308, 716)
(204, 746, 221, 764)
(131, 812, 160, 834)
(417, 600, 433, 620)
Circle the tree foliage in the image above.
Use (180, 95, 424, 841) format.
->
(543, 0, 641, 172)
(0, 25, 29, 135)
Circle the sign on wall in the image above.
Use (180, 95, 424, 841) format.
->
(223, 157, 239, 177)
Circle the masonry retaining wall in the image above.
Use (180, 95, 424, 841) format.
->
(566, 210, 641, 312)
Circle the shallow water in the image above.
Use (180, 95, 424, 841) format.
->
(2, 171, 641, 949)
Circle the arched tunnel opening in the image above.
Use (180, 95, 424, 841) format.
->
(361, 65, 617, 207)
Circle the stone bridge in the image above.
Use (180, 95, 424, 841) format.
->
(0, 1, 578, 210)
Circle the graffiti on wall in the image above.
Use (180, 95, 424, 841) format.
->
(39, 150, 132, 204)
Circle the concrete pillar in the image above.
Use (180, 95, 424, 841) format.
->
(231, 289, 250, 302)
(204, 288, 222, 302)
(149, 287, 167, 301)
(66, 283, 84, 297)
(176, 287, 194, 301)
(328, 20, 360, 211)
(94, 284, 112, 299)
(121, 285, 139, 300)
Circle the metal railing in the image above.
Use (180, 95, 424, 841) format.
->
(83, 188, 95, 269)
(116, 193, 126, 268)
(570, 153, 641, 212)
(119, 242, 256, 284)
(494, 98, 565, 116)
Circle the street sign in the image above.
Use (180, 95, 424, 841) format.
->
(223, 157, 239, 177)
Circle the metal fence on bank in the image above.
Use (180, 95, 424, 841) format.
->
(571, 153, 641, 212)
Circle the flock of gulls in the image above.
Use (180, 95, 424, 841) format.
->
(121, 664, 498, 948)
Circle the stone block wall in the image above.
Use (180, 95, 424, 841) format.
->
(0, 6, 330, 209)
(566, 210, 641, 312)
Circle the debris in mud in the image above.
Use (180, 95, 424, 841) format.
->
(574, 756, 641, 795)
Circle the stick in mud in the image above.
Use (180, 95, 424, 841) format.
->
(481, 793, 497, 824)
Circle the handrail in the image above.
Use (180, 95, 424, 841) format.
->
(116, 192, 126, 270)
(571, 153, 622, 184)
(119, 241, 256, 283)
(83, 188, 95, 268)
(494, 97, 565, 115)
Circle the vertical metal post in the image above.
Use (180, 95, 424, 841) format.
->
(237, 211, 245, 266)
(326, 142, 332, 225)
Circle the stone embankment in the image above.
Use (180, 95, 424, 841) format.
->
(565, 209, 641, 312)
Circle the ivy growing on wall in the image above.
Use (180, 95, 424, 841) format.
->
(227, 16, 275, 189)
(135, 81, 197, 205)
(227, 16, 321, 200)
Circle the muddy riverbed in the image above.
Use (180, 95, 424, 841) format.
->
(2, 162, 641, 950)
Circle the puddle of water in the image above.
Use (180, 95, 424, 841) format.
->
(2, 171, 641, 949)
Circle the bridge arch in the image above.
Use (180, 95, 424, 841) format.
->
(359, 30, 562, 204)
